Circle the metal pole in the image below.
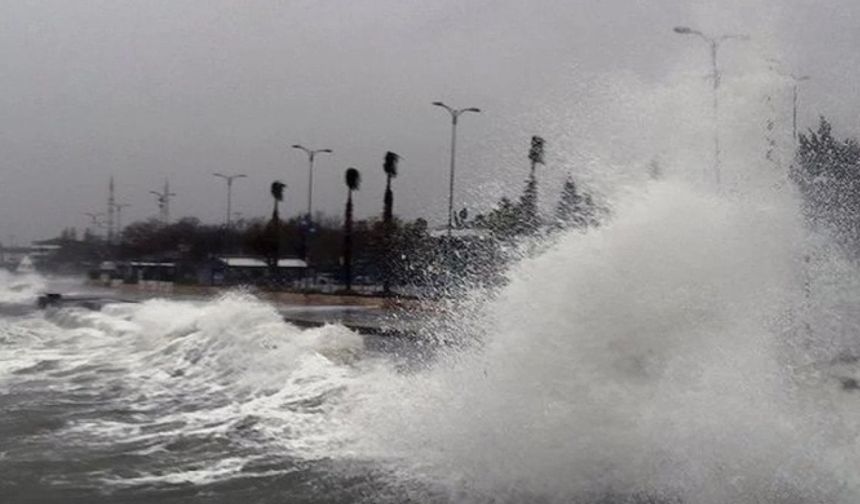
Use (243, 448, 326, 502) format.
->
(107, 176, 115, 244)
(214, 174, 245, 228)
(113, 204, 130, 241)
(344, 189, 353, 291)
(433, 103, 479, 236)
(307, 152, 315, 223)
(291, 145, 332, 264)
(710, 40, 721, 186)
(226, 178, 233, 228)
(674, 27, 748, 187)
(447, 114, 458, 237)
(793, 83, 798, 142)
(765, 59, 809, 146)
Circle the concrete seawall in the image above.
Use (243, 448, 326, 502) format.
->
(81, 281, 437, 337)
(98, 281, 428, 311)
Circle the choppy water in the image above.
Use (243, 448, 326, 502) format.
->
(3, 181, 860, 503)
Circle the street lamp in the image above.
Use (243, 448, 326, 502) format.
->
(433, 101, 481, 236)
(84, 212, 104, 227)
(674, 26, 749, 186)
(213, 173, 247, 228)
(84, 212, 105, 239)
(767, 58, 811, 143)
(291, 145, 333, 226)
(149, 181, 175, 224)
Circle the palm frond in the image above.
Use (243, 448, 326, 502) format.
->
(270, 181, 286, 201)
(345, 168, 361, 190)
(383, 151, 399, 178)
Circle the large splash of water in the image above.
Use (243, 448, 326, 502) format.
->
(332, 179, 860, 503)
(0, 269, 46, 304)
(3, 185, 860, 503)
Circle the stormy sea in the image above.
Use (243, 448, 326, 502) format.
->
(4, 179, 860, 504)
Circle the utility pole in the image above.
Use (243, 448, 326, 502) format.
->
(674, 26, 749, 186)
(432, 101, 481, 236)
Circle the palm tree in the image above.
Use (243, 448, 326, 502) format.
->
(383, 152, 399, 221)
(382, 151, 399, 296)
(522, 135, 545, 233)
(343, 168, 361, 291)
(268, 181, 286, 277)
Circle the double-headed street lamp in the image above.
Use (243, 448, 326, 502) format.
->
(84, 212, 105, 239)
(767, 58, 811, 143)
(84, 212, 104, 227)
(150, 181, 175, 224)
(433, 101, 480, 236)
(291, 145, 333, 227)
(674, 26, 749, 186)
(213, 173, 247, 228)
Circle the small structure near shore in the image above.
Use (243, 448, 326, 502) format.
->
(200, 255, 308, 285)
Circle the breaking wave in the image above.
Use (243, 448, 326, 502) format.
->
(3, 181, 860, 503)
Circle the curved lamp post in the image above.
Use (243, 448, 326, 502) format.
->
(213, 173, 247, 228)
(433, 102, 480, 237)
(767, 58, 811, 143)
(291, 145, 333, 226)
(674, 26, 749, 186)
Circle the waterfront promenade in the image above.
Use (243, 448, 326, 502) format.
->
(43, 277, 431, 337)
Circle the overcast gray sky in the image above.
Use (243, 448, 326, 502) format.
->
(2, 0, 860, 243)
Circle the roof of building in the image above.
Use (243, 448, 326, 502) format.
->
(217, 256, 307, 269)
(129, 261, 176, 268)
(276, 258, 308, 268)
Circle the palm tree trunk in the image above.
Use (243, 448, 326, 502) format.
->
(343, 191, 354, 291)
(382, 175, 393, 296)
(270, 200, 280, 279)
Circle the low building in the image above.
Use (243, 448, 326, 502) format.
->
(96, 260, 177, 284)
(200, 256, 308, 286)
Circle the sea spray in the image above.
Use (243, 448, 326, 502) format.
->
(338, 179, 860, 503)
(0, 269, 46, 304)
(3, 180, 860, 502)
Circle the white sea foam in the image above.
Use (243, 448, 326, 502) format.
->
(2, 179, 860, 502)
(0, 269, 45, 304)
(0, 290, 374, 486)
